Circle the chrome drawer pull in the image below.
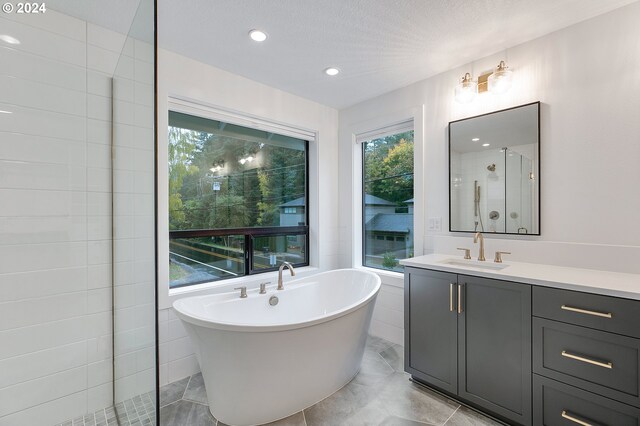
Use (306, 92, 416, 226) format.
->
(561, 305, 612, 319)
(561, 350, 612, 369)
(561, 410, 594, 426)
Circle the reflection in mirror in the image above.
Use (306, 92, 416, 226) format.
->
(449, 102, 540, 235)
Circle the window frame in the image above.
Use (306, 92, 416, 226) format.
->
(168, 136, 310, 287)
(360, 126, 414, 273)
(348, 105, 425, 286)
(165, 99, 312, 290)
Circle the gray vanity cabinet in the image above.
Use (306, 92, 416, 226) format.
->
(405, 262, 640, 425)
(458, 275, 532, 425)
(404, 268, 532, 426)
(404, 268, 458, 394)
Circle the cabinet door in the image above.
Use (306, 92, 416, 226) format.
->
(404, 267, 458, 394)
(458, 275, 532, 426)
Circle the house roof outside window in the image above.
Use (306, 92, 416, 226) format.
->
(365, 213, 412, 234)
(278, 197, 306, 208)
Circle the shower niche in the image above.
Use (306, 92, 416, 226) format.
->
(449, 102, 540, 235)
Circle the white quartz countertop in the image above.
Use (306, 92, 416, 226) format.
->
(400, 254, 640, 300)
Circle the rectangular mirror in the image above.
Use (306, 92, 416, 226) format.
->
(449, 102, 540, 235)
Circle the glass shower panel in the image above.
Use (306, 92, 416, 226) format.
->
(452, 149, 505, 233)
(505, 148, 535, 234)
(112, 0, 156, 424)
(0, 2, 155, 424)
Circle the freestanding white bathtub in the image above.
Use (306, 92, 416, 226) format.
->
(173, 269, 381, 426)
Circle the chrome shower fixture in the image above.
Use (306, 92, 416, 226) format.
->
(487, 163, 496, 172)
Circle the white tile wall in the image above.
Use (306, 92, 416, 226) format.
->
(369, 283, 404, 345)
(0, 10, 151, 426)
(158, 307, 199, 385)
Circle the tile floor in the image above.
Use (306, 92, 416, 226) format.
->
(159, 336, 503, 426)
(55, 391, 156, 426)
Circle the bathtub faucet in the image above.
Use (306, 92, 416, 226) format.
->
(277, 262, 296, 290)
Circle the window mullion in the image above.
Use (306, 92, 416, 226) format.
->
(245, 234, 252, 275)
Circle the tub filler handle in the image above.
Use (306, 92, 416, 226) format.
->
(259, 282, 268, 294)
(234, 286, 248, 298)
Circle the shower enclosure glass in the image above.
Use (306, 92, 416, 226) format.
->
(112, 0, 157, 424)
(0, 2, 156, 425)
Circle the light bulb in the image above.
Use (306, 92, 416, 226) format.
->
(454, 73, 477, 103)
(246, 156, 254, 162)
(324, 67, 340, 76)
(488, 61, 513, 94)
(239, 158, 246, 165)
(249, 30, 267, 42)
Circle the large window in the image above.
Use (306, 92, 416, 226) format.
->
(362, 129, 414, 272)
(168, 111, 308, 288)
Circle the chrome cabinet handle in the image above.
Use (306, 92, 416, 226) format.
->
(561, 350, 612, 369)
(449, 283, 455, 312)
(561, 305, 612, 319)
(458, 284, 463, 314)
(561, 410, 594, 426)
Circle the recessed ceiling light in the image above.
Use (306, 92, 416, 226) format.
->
(324, 67, 340, 76)
(482, 143, 490, 147)
(0, 34, 20, 45)
(249, 29, 267, 42)
(472, 138, 480, 142)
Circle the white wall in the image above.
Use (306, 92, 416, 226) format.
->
(0, 11, 125, 425)
(156, 49, 340, 385)
(339, 3, 640, 344)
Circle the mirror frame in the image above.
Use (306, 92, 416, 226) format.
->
(448, 101, 541, 235)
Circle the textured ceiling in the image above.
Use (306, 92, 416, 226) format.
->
(47, 0, 138, 33)
(47, 0, 153, 42)
(158, 0, 635, 109)
(49, 1, 637, 109)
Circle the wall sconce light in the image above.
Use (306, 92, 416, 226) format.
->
(210, 161, 225, 172)
(458, 60, 513, 102)
(454, 72, 478, 104)
(487, 61, 513, 94)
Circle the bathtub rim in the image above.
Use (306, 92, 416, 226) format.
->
(172, 268, 381, 333)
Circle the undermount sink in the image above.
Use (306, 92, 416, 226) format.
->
(439, 258, 509, 271)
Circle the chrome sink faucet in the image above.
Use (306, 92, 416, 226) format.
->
(277, 262, 295, 290)
(473, 232, 485, 261)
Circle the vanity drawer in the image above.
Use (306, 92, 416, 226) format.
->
(534, 375, 640, 426)
(533, 286, 640, 339)
(533, 317, 640, 407)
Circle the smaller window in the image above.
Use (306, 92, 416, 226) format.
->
(362, 128, 414, 272)
(284, 207, 297, 214)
